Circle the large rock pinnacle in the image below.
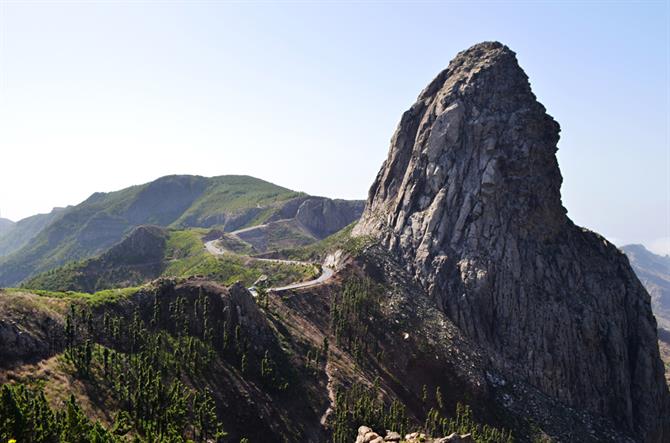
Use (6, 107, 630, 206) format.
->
(355, 41, 669, 441)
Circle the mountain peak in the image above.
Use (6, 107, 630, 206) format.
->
(355, 42, 669, 441)
(418, 41, 523, 100)
(356, 41, 564, 246)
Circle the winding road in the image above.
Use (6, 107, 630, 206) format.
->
(204, 239, 334, 292)
(205, 237, 338, 427)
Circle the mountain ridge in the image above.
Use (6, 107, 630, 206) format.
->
(0, 207, 67, 257)
(0, 174, 363, 287)
(0, 218, 14, 237)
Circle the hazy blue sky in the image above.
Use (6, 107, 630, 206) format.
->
(0, 1, 668, 253)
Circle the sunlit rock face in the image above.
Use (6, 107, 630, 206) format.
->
(355, 41, 669, 442)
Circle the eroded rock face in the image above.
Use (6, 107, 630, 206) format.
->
(294, 198, 365, 238)
(354, 41, 669, 441)
(269, 196, 365, 238)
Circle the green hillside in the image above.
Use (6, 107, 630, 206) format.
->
(0, 261, 514, 443)
(172, 175, 303, 228)
(22, 227, 319, 293)
(0, 175, 301, 287)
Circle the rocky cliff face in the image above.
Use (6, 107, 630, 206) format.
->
(354, 42, 669, 441)
(268, 196, 365, 238)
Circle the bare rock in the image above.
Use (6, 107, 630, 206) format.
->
(384, 430, 401, 441)
(354, 41, 669, 442)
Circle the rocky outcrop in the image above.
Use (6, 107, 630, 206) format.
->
(293, 198, 365, 238)
(221, 197, 364, 253)
(0, 291, 65, 367)
(267, 196, 365, 238)
(354, 42, 669, 441)
(0, 318, 60, 367)
(354, 426, 473, 443)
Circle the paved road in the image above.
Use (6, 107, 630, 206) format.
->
(207, 237, 337, 428)
(204, 239, 334, 292)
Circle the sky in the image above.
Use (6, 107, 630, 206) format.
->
(0, 0, 668, 254)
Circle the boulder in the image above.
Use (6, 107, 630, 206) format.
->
(384, 430, 401, 441)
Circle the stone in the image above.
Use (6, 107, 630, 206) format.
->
(363, 431, 380, 443)
(354, 41, 669, 442)
(355, 426, 373, 443)
(384, 430, 401, 441)
(358, 426, 372, 436)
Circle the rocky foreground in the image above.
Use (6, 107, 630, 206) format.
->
(354, 425, 475, 443)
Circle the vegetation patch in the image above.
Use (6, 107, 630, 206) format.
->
(3, 287, 140, 307)
(275, 223, 375, 262)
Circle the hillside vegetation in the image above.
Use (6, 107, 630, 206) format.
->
(23, 227, 319, 293)
(0, 256, 515, 443)
(0, 175, 361, 287)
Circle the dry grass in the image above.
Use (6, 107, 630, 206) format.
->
(1, 354, 118, 426)
(0, 288, 70, 319)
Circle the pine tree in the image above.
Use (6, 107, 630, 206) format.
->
(435, 386, 444, 410)
(0, 385, 25, 441)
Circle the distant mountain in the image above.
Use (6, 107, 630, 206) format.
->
(622, 244, 670, 330)
(0, 175, 363, 286)
(0, 218, 14, 237)
(0, 208, 67, 257)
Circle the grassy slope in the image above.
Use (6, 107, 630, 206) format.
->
(0, 175, 299, 287)
(24, 228, 319, 292)
(172, 175, 303, 228)
(163, 229, 318, 287)
(22, 226, 170, 292)
(4, 287, 141, 307)
(270, 223, 373, 262)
